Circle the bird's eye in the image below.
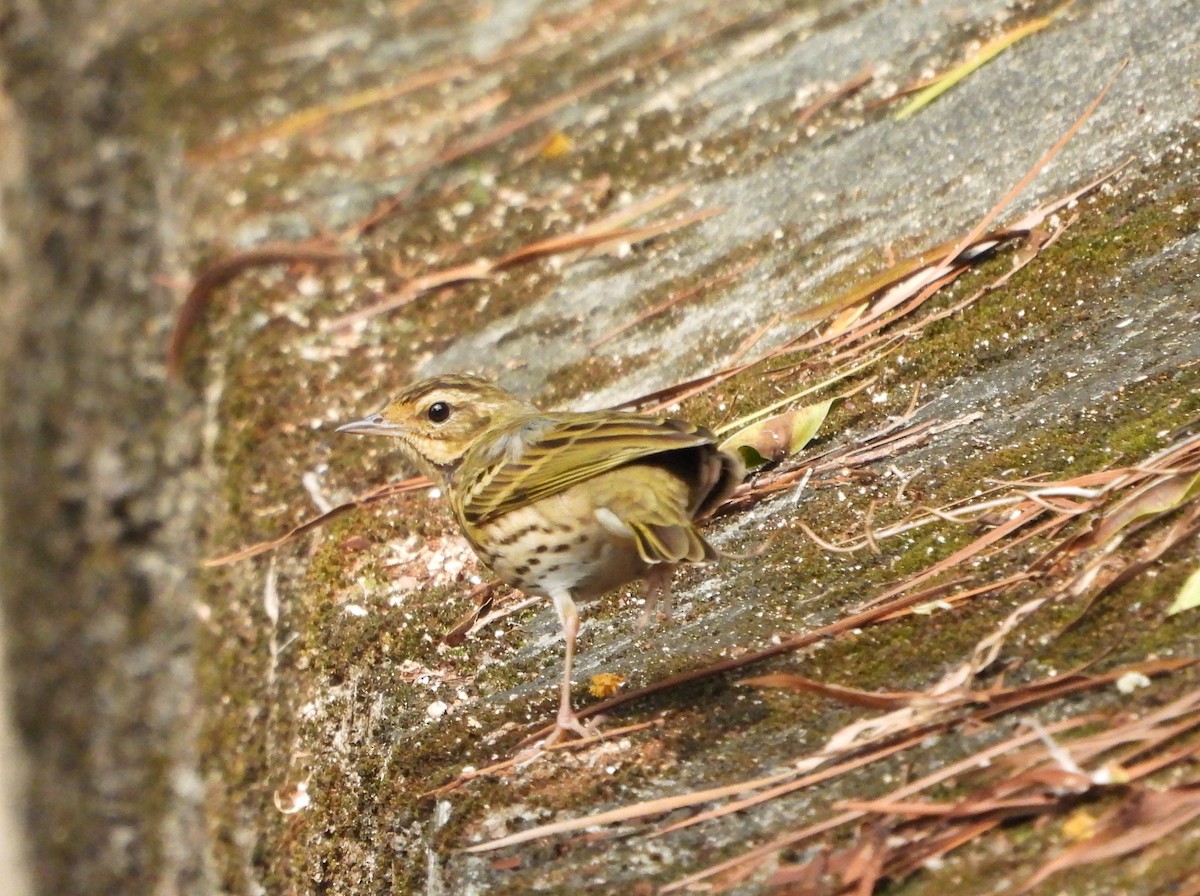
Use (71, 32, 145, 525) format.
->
(426, 401, 451, 423)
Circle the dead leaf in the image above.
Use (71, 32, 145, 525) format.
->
(188, 63, 469, 161)
(718, 400, 833, 469)
(327, 186, 722, 329)
(589, 672, 625, 698)
(1020, 785, 1200, 892)
(1061, 807, 1099, 841)
(895, 2, 1076, 120)
(739, 672, 915, 710)
(1090, 470, 1200, 546)
(1167, 563, 1200, 616)
(539, 131, 573, 159)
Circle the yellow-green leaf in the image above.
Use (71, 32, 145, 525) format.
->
(896, 1, 1075, 121)
(1092, 470, 1200, 546)
(1166, 564, 1200, 616)
(719, 399, 832, 469)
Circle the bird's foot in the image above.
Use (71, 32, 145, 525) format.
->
(539, 706, 600, 747)
(637, 602, 672, 627)
(512, 716, 598, 763)
(637, 565, 674, 627)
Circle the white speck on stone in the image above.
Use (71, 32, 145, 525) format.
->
(273, 780, 310, 815)
(344, 603, 368, 617)
(912, 599, 952, 615)
(296, 275, 322, 297)
(427, 700, 449, 719)
(391, 575, 420, 595)
(1116, 671, 1151, 694)
(1092, 765, 1123, 785)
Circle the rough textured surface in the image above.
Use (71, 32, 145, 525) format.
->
(2, 0, 1199, 894)
(0, 1, 209, 893)
(0, 49, 35, 896)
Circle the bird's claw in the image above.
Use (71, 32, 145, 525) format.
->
(539, 709, 599, 747)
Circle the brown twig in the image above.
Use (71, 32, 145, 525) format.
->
(167, 240, 349, 377)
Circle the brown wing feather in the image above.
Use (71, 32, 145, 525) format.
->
(627, 521, 713, 564)
(458, 412, 718, 525)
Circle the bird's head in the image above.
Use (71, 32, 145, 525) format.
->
(337, 374, 537, 476)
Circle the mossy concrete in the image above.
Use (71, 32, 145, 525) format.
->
(176, 0, 1200, 892)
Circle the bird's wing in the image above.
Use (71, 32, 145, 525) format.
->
(459, 412, 716, 525)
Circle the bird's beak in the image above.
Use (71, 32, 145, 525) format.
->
(336, 414, 403, 437)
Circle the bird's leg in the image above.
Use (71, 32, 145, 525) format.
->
(638, 563, 675, 627)
(545, 590, 595, 744)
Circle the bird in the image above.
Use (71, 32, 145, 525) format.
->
(337, 373, 744, 743)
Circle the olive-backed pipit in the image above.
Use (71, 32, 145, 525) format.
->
(338, 374, 743, 742)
